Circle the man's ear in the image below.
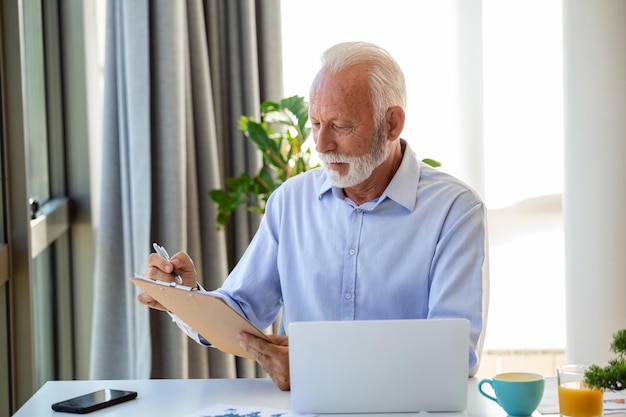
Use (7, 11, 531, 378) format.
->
(386, 106, 406, 141)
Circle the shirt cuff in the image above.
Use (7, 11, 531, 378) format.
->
(167, 311, 211, 347)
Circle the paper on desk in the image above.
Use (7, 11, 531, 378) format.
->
(183, 403, 315, 417)
(538, 377, 626, 415)
(183, 403, 466, 417)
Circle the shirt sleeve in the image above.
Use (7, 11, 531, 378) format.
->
(427, 195, 489, 377)
(210, 194, 285, 330)
(167, 311, 211, 346)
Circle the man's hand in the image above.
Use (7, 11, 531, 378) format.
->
(136, 251, 198, 311)
(238, 333, 290, 391)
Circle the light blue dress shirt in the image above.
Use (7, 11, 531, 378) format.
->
(174, 140, 489, 375)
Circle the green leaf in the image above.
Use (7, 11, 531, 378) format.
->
(225, 173, 253, 192)
(280, 96, 309, 134)
(245, 120, 272, 152)
(422, 158, 442, 168)
(208, 189, 226, 202)
(260, 100, 280, 114)
(255, 166, 275, 194)
(238, 115, 251, 133)
(611, 329, 626, 355)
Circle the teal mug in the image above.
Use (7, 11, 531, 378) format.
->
(478, 372, 545, 416)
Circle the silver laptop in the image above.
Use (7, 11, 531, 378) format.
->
(288, 318, 470, 414)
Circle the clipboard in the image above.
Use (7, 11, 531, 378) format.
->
(130, 275, 270, 360)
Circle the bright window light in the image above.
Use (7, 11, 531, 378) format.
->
(281, 0, 565, 352)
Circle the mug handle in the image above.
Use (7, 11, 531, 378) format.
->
(478, 378, 498, 403)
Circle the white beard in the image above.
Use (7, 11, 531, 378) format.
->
(319, 127, 391, 188)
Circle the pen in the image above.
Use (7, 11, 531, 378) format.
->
(152, 242, 183, 284)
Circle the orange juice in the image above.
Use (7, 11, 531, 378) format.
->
(558, 382, 604, 417)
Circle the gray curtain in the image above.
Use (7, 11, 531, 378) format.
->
(90, 0, 283, 380)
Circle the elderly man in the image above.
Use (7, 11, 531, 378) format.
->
(138, 41, 489, 391)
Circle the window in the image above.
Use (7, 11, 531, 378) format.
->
(281, 0, 565, 359)
(0, 45, 11, 416)
(1, 0, 99, 413)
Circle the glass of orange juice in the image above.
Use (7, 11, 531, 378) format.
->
(557, 364, 604, 417)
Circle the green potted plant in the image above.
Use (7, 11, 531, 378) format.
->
(584, 328, 626, 390)
(209, 95, 441, 230)
(209, 95, 316, 230)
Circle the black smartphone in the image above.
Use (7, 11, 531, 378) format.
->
(51, 389, 137, 414)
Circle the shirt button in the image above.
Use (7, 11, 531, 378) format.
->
(345, 293, 352, 300)
(349, 249, 356, 255)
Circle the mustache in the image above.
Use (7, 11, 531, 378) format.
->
(318, 152, 359, 164)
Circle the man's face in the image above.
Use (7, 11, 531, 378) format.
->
(309, 66, 390, 188)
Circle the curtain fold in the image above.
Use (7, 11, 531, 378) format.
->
(90, 0, 283, 380)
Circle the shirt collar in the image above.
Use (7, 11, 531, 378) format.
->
(316, 139, 421, 212)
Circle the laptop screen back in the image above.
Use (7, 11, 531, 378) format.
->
(288, 318, 470, 414)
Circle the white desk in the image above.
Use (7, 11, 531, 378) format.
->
(14, 377, 550, 416)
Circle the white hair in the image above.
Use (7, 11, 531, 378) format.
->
(316, 41, 407, 123)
